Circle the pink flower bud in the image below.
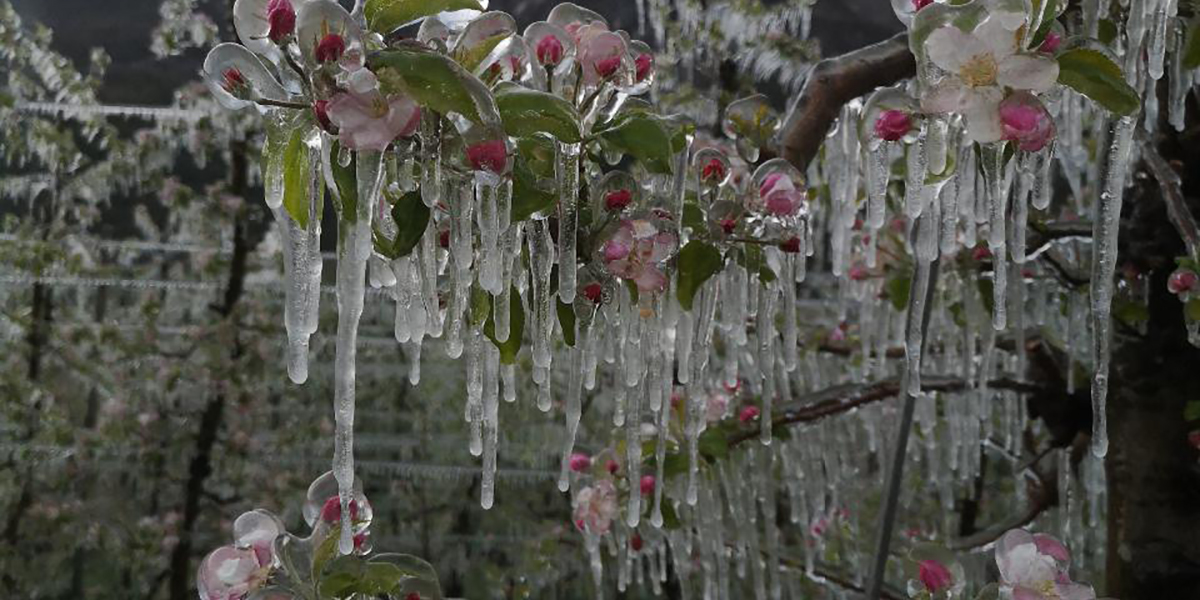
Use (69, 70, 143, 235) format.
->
(739, 405, 760, 422)
(582, 282, 604, 304)
(605, 459, 620, 474)
(438, 229, 450, 249)
(639, 475, 655, 495)
(766, 190, 803, 216)
(1168, 269, 1198, 294)
(315, 33, 346, 64)
(569, 453, 592, 472)
(848, 264, 869, 281)
(701, 158, 726, 183)
(603, 239, 630, 262)
(266, 0, 296, 43)
(536, 35, 564, 66)
(719, 218, 738, 234)
(918, 559, 954, 593)
(1039, 31, 1063, 54)
(320, 496, 359, 524)
(313, 100, 333, 132)
(912, 0, 934, 10)
(604, 189, 633, 212)
(595, 55, 621, 78)
(405, 593, 422, 600)
(630, 534, 644, 551)
(634, 53, 653, 82)
(972, 245, 992, 261)
(221, 68, 248, 95)
(466, 140, 508, 173)
(999, 92, 1056, 152)
(874, 109, 914, 142)
(780, 237, 802, 253)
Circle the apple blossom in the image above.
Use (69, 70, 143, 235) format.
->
(605, 458, 620, 474)
(634, 53, 653, 82)
(780, 237, 802, 253)
(197, 545, 268, 600)
(573, 479, 618, 535)
(326, 90, 421, 152)
(221, 68, 248, 96)
(582, 282, 604, 304)
(701, 158, 727, 183)
(758, 172, 806, 217)
(995, 529, 1096, 600)
(312, 100, 332, 132)
(601, 219, 676, 294)
(1040, 31, 1063, 54)
(314, 33, 345, 63)
(320, 495, 360, 524)
(922, 17, 1059, 144)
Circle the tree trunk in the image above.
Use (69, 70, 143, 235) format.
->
(1105, 126, 1200, 597)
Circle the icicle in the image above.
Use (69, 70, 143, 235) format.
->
(419, 111, 442, 208)
(333, 150, 383, 556)
(558, 341, 586, 492)
(481, 340, 500, 508)
(279, 134, 323, 385)
(759, 285, 777, 445)
(626, 375, 644, 527)
(557, 142, 581, 303)
(981, 144, 1008, 331)
(906, 200, 938, 396)
(1090, 116, 1137, 458)
(867, 142, 889, 229)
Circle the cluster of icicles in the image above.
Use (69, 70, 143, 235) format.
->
(252, 1, 1197, 597)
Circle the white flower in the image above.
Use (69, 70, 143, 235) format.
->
(921, 16, 1059, 143)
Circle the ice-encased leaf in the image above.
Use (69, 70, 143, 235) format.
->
(494, 81, 582, 142)
(452, 11, 516, 72)
(373, 190, 430, 259)
(283, 125, 318, 228)
(676, 241, 723, 311)
(370, 46, 501, 126)
(484, 285, 525, 363)
(365, 0, 484, 35)
(595, 112, 675, 174)
(1056, 47, 1140, 116)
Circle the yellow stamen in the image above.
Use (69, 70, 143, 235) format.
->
(959, 54, 997, 87)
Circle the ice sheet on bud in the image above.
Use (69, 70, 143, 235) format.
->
(202, 43, 289, 111)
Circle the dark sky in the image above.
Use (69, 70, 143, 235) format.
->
(10, 0, 901, 104)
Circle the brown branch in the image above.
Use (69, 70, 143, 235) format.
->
(1140, 132, 1200, 260)
(778, 32, 916, 172)
(728, 375, 1044, 447)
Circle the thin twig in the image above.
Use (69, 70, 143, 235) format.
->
(727, 375, 1043, 447)
(254, 98, 309, 110)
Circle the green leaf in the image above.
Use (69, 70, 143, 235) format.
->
(483, 286, 525, 364)
(885, 266, 913, 312)
(595, 113, 675, 174)
(370, 47, 493, 124)
(675, 241, 723, 311)
(698, 427, 728, 462)
(1057, 48, 1140, 116)
(1030, 0, 1058, 47)
(736, 244, 777, 283)
(319, 553, 442, 599)
(283, 126, 313, 228)
(1186, 298, 1200, 322)
(1186, 18, 1200, 70)
(374, 191, 430, 259)
(364, 0, 483, 35)
(470, 284, 491, 328)
(494, 82, 582, 143)
(511, 156, 557, 222)
(455, 32, 510, 73)
(1184, 400, 1200, 422)
(977, 275, 996, 316)
(556, 299, 577, 347)
(660, 498, 681, 529)
(1113, 297, 1150, 326)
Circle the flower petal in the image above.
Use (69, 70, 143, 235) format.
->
(922, 80, 972, 113)
(926, 26, 984, 74)
(975, 16, 1020, 60)
(963, 87, 1005, 143)
(997, 54, 1060, 92)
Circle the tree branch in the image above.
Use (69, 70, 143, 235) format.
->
(778, 32, 916, 172)
(1140, 131, 1200, 260)
(728, 375, 1044, 448)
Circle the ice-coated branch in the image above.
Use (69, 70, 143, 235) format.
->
(727, 375, 1043, 447)
(777, 32, 916, 172)
(1140, 132, 1200, 260)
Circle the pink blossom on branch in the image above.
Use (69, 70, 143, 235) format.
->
(998, 92, 1056, 152)
(874, 109, 914, 142)
(326, 90, 420, 152)
(266, 0, 296, 43)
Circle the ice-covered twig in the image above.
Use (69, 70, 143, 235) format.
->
(727, 375, 1043, 447)
(1140, 132, 1200, 260)
(777, 32, 915, 171)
